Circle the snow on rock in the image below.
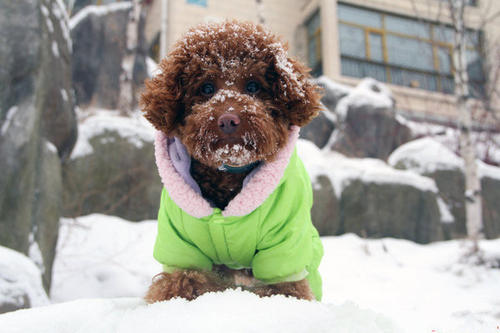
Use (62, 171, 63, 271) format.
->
(297, 139, 438, 198)
(71, 109, 154, 159)
(0, 291, 398, 333)
(477, 159, 500, 180)
(314, 75, 352, 97)
(389, 137, 500, 180)
(51, 215, 160, 302)
(145, 57, 159, 78)
(388, 137, 464, 174)
(335, 78, 394, 121)
(0, 246, 49, 311)
(437, 197, 455, 224)
(69, 2, 133, 30)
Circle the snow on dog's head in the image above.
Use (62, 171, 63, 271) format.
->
(140, 20, 321, 168)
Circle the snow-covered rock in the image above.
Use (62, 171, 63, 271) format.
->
(326, 78, 412, 160)
(0, 246, 49, 314)
(297, 140, 444, 243)
(388, 138, 500, 239)
(62, 109, 161, 221)
(388, 137, 463, 174)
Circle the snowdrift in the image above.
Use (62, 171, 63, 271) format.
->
(0, 290, 397, 333)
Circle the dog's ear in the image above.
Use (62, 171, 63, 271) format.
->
(140, 58, 185, 135)
(267, 51, 322, 127)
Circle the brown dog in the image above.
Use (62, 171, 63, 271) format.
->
(141, 20, 322, 303)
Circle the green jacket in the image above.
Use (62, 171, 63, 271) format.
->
(153, 127, 323, 300)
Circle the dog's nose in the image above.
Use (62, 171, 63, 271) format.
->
(217, 114, 240, 134)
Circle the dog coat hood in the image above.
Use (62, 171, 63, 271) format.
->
(153, 126, 323, 300)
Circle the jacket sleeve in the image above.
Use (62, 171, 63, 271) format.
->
(252, 158, 315, 284)
(153, 189, 213, 272)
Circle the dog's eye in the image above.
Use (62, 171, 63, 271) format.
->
(245, 81, 260, 94)
(200, 82, 215, 96)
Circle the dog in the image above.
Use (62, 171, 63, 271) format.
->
(141, 20, 323, 302)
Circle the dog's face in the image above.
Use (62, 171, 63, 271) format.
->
(142, 21, 321, 169)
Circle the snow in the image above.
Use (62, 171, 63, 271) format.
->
(71, 109, 155, 159)
(0, 246, 49, 309)
(437, 197, 455, 223)
(477, 159, 500, 180)
(297, 139, 438, 197)
(388, 137, 464, 174)
(51, 40, 60, 58)
(60, 89, 68, 102)
(0, 292, 397, 333)
(51, 215, 160, 302)
(1, 106, 18, 135)
(335, 78, 394, 121)
(388, 137, 500, 180)
(28, 234, 45, 274)
(2, 214, 499, 332)
(145, 57, 159, 78)
(69, 2, 133, 30)
(314, 75, 352, 97)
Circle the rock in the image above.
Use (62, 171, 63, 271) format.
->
(339, 180, 443, 244)
(313, 76, 351, 112)
(38, 0, 77, 159)
(0, 246, 50, 314)
(311, 175, 340, 236)
(329, 78, 412, 160)
(70, 2, 148, 110)
(298, 139, 443, 243)
(299, 105, 335, 148)
(0, 0, 74, 293)
(389, 138, 500, 240)
(62, 111, 161, 221)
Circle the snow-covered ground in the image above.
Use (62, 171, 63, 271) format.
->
(1, 214, 499, 332)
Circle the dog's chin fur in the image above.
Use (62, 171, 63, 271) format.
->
(140, 20, 322, 302)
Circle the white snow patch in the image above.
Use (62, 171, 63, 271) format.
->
(51, 215, 160, 302)
(314, 75, 352, 97)
(335, 78, 393, 121)
(45, 140, 58, 154)
(297, 139, 438, 197)
(69, 2, 133, 30)
(437, 197, 455, 223)
(71, 109, 155, 159)
(1, 106, 18, 135)
(60, 89, 68, 102)
(145, 57, 159, 78)
(28, 239, 45, 274)
(477, 159, 500, 180)
(388, 137, 464, 174)
(51, 41, 60, 58)
(0, 246, 49, 309)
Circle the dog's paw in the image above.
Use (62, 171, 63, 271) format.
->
(145, 270, 227, 303)
(252, 279, 314, 301)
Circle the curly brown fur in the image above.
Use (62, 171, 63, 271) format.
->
(141, 20, 322, 301)
(145, 270, 231, 303)
(252, 279, 314, 301)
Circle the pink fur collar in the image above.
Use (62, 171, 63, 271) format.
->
(154, 126, 300, 218)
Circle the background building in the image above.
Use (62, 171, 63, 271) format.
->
(144, 0, 500, 123)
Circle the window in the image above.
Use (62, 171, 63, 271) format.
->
(306, 10, 322, 77)
(187, 0, 207, 7)
(337, 3, 485, 96)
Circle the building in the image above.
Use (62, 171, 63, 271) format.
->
(143, 0, 500, 123)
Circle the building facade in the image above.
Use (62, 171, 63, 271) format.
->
(144, 0, 500, 122)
